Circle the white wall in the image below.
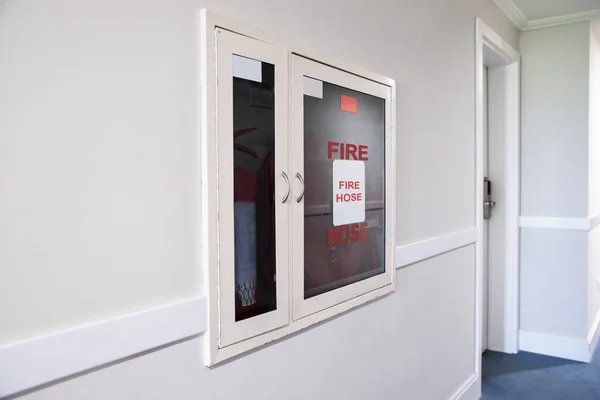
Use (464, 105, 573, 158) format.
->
(0, 0, 202, 344)
(520, 228, 588, 338)
(520, 21, 600, 356)
(0, 0, 518, 398)
(520, 22, 590, 219)
(589, 22, 600, 220)
(19, 249, 476, 400)
(588, 21, 600, 333)
(588, 227, 600, 332)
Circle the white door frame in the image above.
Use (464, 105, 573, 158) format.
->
(474, 16, 520, 365)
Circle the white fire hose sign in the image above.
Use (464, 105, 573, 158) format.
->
(332, 160, 366, 226)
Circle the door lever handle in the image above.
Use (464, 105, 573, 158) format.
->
(483, 200, 496, 220)
(282, 172, 290, 203)
(296, 173, 305, 203)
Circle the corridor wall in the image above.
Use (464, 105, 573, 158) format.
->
(0, 0, 517, 398)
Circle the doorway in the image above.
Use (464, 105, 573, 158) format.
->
(475, 18, 520, 363)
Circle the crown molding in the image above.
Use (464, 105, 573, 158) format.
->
(525, 9, 600, 30)
(493, 0, 600, 31)
(492, 0, 528, 30)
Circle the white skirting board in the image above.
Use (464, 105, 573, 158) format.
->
(0, 228, 476, 398)
(588, 310, 600, 358)
(450, 374, 480, 400)
(518, 330, 591, 362)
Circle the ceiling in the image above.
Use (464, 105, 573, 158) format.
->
(494, 0, 600, 30)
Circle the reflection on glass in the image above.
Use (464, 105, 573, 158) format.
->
(303, 79, 385, 299)
(233, 55, 277, 321)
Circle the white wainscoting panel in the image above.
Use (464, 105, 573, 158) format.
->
(0, 297, 206, 398)
(1, 227, 477, 398)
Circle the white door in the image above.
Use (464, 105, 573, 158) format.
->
(482, 66, 489, 353)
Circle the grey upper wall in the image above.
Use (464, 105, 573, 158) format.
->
(589, 19, 600, 338)
(0, 0, 517, 399)
(520, 22, 591, 218)
(0, 0, 517, 344)
(590, 20, 600, 218)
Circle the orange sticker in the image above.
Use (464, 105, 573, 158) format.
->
(340, 95, 357, 114)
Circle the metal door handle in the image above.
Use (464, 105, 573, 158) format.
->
(296, 173, 305, 203)
(282, 172, 290, 203)
(483, 200, 496, 220)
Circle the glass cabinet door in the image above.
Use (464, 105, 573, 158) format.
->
(215, 29, 289, 347)
(291, 55, 393, 320)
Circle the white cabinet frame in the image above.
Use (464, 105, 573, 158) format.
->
(215, 29, 290, 347)
(200, 9, 396, 366)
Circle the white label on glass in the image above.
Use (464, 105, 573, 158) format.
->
(304, 76, 323, 99)
(233, 55, 262, 83)
(333, 160, 366, 226)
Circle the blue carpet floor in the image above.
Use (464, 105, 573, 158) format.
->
(482, 345, 600, 399)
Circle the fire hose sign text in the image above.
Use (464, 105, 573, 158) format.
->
(332, 159, 365, 226)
